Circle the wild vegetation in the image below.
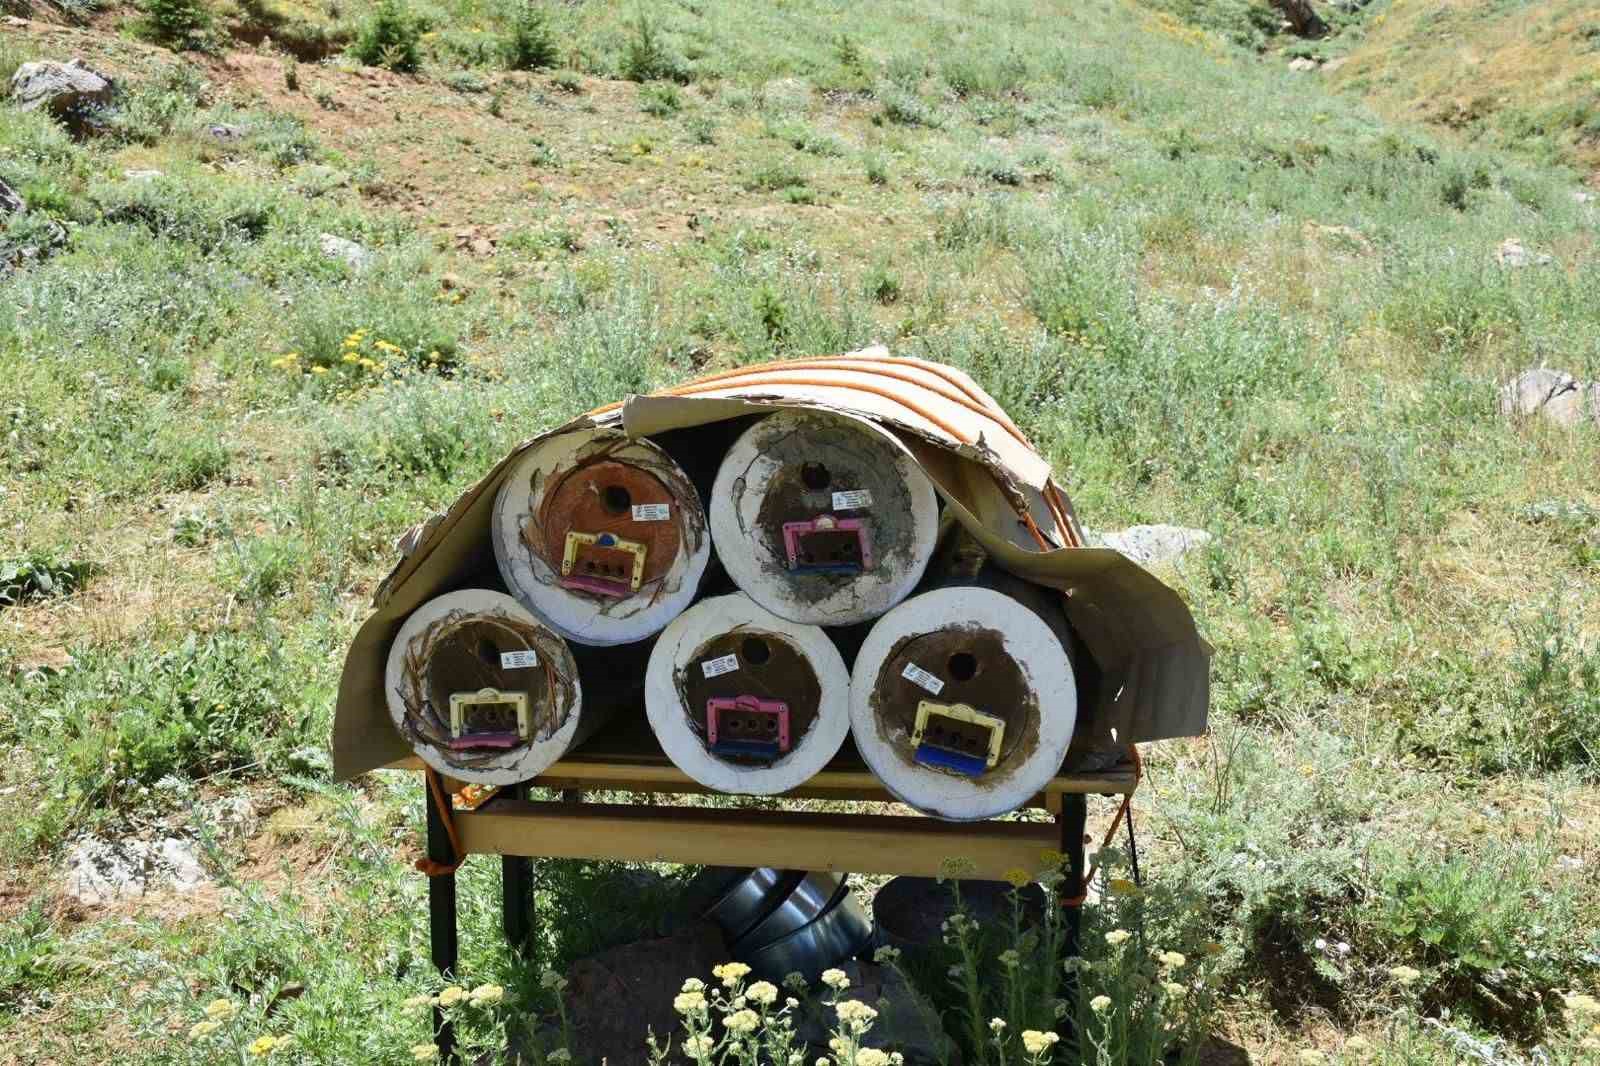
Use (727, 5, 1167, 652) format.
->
(1, 0, 1598, 1062)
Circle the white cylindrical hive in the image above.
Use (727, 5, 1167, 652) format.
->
(492, 428, 711, 647)
(645, 593, 851, 795)
(385, 589, 584, 785)
(709, 409, 938, 626)
(848, 585, 1078, 821)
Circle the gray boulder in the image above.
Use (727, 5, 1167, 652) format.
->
(1093, 524, 1211, 566)
(65, 835, 209, 905)
(319, 232, 372, 269)
(559, 923, 729, 1066)
(793, 960, 960, 1066)
(1495, 237, 1553, 268)
(1498, 368, 1598, 428)
(10, 58, 114, 130)
(0, 178, 23, 217)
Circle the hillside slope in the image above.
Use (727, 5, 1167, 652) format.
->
(1, 0, 1598, 1062)
(1329, 0, 1600, 177)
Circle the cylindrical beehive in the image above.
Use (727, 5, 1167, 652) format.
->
(645, 593, 851, 795)
(492, 428, 711, 647)
(848, 584, 1078, 821)
(708, 409, 939, 626)
(385, 589, 584, 785)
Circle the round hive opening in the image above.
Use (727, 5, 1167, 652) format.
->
(947, 651, 979, 682)
(741, 636, 772, 665)
(601, 484, 633, 515)
(799, 462, 832, 491)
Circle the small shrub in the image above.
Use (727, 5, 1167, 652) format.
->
(157, 431, 231, 491)
(0, 553, 96, 607)
(134, 0, 212, 50)
(222, 534, 306, 603)
(862, 260, 901, 304)
(502, 1, 556, 71)
(549, 68, 583, 93)
(621, 8, 686, 83)
(638, 81, 681, 117)
(685, 114, 715, 144)
(877, 82, 938, 127)
(863, 152, 888, 185)
(443, 70, 488, 93)
(351, 0, 422, 73)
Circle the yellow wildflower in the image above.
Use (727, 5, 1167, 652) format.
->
(746, 981, 778, 1006)
(204, 999, 238, 1021)
(1090, 995, 1111, 1013)
(402, 994, 434, 1009)
(468, 984, 504, 1005)
(820, 968, 849, 991)
(1157, 950, 1187, 970)
(1107, 878, 1140, 897)
(712, 962, 751, 987)
(342, 353, 361, 363)
(410, 1044, 439, 1061)
(674, 991, 707, 1015)
(437, 985, 468, 1007)
(188, 1019, 223, 1039)
(1388, 965, 1422, 985)
(248, 1035, 280, 1057)
(309, 365, 329, 375)
(1021, 1030, 1060, 1055)
(1004, 867, 1032, 889)
(723, 1008, 759, 1035)
(1105, 929, 1132, 947)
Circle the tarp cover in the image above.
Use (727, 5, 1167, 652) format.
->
(332, 349, 1211, 780)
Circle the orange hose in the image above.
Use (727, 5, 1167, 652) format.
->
(415, 766, 465, 877)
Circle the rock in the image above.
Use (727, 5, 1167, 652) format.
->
(206, 123, 246, 143)
(319, 232, 372, 269)
(10, 59, 114, 129)
(469, 236, 495, 257)
(206, 794, 259, 842)
(793, 960, 960, 1066)
(438, 272, 468, 293)
(123, 169, 163, 181)
(65, 835, 209, 905)
(1288, 57, 1319, 72)
(1321, 55, 1349, 73)
(4, 15, 28, 25)
(1495, 237, 1553, 268)
(1093, 524, 1212, 566)
(0, 178, 24, 217)
(1576, 190, 1595, 205)
(560, 923, 729, 1066)
(1499, 368, 1580, 424)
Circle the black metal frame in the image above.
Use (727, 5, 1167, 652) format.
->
(425, 786, 1093, 1063)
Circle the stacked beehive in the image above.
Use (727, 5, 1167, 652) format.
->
(340, 350, 1211, 821)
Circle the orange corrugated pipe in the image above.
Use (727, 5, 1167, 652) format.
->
(587, 358, 1079, 550)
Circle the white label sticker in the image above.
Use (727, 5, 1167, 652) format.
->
(832, 489, 873, 511)
(500, 649, 539, 669)
(901, 662, 945, 695)
(632, 503, 671, 522)
(701, 653, 739, 679)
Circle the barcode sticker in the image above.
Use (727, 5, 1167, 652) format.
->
(901, 662, 945, 695)
(832, 489, 873, 511)
(632, 503, 671, 521)
(501, 649, 539, 669)
(701, 654, 739, 679)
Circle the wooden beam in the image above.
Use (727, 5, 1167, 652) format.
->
(454, 800, 1066, 880)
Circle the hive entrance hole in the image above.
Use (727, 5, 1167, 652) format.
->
(741, 637, 772, 665)
(947, 652, 978, 682)
(601, 485, 633, 515)
(800, 463, 831, 491)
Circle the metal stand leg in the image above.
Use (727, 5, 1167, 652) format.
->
(1055, 793, 1088, 1041)
(502, 784, 535, 959)
(427, 782, 459, 1064)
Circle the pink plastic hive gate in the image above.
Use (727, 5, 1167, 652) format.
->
(706, 695, 791, 761)
(781, 515, 873, 574)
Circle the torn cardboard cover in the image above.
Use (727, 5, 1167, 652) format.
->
(333, 349, 1211, 780)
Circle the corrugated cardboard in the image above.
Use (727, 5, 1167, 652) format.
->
(332, 350, 1211, 780)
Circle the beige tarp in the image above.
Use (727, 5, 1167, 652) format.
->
(333, 350, 1211, 780)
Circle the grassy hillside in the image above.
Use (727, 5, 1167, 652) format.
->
(2, 0, 1599, 1062)
(1330, 0, 1600, 176)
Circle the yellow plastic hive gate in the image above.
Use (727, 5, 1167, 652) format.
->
(560, 531, 648, 593)
(911, 700, 1005, 775)
(449, 688, 531, 750)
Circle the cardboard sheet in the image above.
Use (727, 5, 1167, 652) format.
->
(332, 351, 1211, 780)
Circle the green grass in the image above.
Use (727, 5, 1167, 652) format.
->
(0, 0, 1598, 1061)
